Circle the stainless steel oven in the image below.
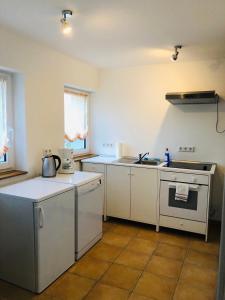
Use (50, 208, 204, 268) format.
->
(160, 171, 209, 222)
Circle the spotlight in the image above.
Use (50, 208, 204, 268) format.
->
(171, 45, 182, 61)
(61, 10, 73, 35)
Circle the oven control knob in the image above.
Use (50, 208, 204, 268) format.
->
(191, 177, 197, 183)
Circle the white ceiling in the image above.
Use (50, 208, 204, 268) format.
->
(0, 0, 225, 68)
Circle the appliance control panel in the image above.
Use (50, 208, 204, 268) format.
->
(160, 171, 209, 185)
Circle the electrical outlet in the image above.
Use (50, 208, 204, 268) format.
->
(102, 143, 113, 148)
(179, 146, 195, 152)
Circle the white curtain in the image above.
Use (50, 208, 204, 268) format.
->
(64, 91, 88, 142)
(0, 79, 8, 156)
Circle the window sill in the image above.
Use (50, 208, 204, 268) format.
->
(73, 153, 97, 162)
(0, 170, 28, 181)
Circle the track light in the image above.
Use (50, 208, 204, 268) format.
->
(61, 10, 73, 35)
(171, 45, 182, 61)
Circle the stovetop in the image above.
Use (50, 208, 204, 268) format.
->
(163, 161, 213, 171)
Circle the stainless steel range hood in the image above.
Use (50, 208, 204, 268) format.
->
(166, 91, 218, 105)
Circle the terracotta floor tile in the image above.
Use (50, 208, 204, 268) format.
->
(146, 255, 183, 279)
(129, 293, 154, 300)
(136, 228, 161, 242)
(100, 263, 141, 290)
(102, 231, 132, 247)
(103, 221, 116, 233)
(134, 272, 177, 300)
(155, 243, 187, 261)
(174, 281, 216, 300)
(185, 249, 218, 270)
(112, 224, 139, 237)
(189, 239, 219, 255)
(68, 256, 110, 280)
(115, 249, 149, 270)
(45, 273, 95, 300)
(85, 283, 129, 300)
(180, 263, 217, 289)
(126, 238, 157, 255)
(160, 232, 190, 248)
(88, 242, 122, 262)
(0, 280, 53, 300)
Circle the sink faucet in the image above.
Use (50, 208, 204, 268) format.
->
(138, 152, 149, 163)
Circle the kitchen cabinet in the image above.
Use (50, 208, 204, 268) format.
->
(130, 167, 158, 224)
(106, 165, 158, 225)
(106, 165, 130, 219)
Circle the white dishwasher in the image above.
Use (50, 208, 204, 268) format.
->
(37, 171, 104, 259)
(76, 177, 103, 259)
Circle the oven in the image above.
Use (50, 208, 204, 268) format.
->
(159, 171, 209, 222)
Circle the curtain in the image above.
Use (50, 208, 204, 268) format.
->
(0, 79, 8, 157)
(64, 91, 88, 142)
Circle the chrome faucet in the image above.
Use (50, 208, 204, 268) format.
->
(138, 152, 149, 163)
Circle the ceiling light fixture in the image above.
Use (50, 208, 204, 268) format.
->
(61, 10, 73, 35)
(171, 45, 182, 61)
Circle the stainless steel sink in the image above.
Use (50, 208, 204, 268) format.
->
(134, 160, 160, 166)
(113, 157, 161, 166)
(163, 161, 213, 171)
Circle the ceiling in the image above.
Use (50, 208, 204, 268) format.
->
(0, 0, 225, 68)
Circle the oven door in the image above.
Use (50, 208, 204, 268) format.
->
(160, 180, 208, 222)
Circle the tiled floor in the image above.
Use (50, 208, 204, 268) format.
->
(0, 219, 220, 300)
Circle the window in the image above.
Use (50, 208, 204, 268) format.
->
(0, 73, 14, 169)
(64, 88, 89, 155)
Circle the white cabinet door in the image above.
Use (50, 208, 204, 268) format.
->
(130, 167, 158, 225)
(34, 189, 75, 293)
(106, 165, 131, 219)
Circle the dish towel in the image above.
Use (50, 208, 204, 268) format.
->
(175, 183, 189, 202)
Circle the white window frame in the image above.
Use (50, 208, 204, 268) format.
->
(0, 72, 14, 170)
(64, 87, 90, 156)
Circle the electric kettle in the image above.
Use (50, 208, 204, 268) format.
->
(42, 154, 61, 177)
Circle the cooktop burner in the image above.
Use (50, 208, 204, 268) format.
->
(164, 161, 213, 171)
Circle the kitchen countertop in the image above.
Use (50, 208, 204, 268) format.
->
(81, 155, 216, 175)
(36, 171, 103, 187)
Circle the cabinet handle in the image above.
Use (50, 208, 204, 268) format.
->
(39, 207, 45, 228)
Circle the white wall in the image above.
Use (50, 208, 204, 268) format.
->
(0, 26, 99, 180)
(92, 60, 225, 220)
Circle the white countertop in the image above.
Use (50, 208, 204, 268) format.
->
(82, 156, 116, 164)
(81, 155, 216, 175)
(0, 178, 74, 201)
(36, 171, 103, 187)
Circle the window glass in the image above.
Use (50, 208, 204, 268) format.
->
(64, 89, 89, 153)
(0, 78, 8, 164)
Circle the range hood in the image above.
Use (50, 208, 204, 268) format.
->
(166, 90, 218, 105)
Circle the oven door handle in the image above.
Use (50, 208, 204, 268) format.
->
(168, 183, 199, 191)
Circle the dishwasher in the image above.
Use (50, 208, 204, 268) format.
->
(37, 171, 104, 260)
(76, 177, 103, 259)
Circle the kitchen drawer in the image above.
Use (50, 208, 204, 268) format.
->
(82, 163, 105, 173)
(159, 215, 206, 234)
(160, 171, 208, 185)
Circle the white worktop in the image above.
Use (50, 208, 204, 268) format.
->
(82, 156, 117, 164)
(0, 178, 74, 202)
(82, 155, 216, 175)
(37, 171, 103, 187)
